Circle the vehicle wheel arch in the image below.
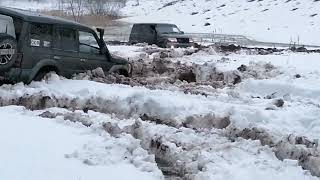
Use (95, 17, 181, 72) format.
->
(108, 65, 130, 77)
(28, 59, 62, 82)
(117, 69, 129, 77)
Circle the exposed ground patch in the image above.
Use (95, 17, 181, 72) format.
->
(73, 57, 282, 97)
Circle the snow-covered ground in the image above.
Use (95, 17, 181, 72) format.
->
(0, 106, 162, 180)
(1, 0, 320, 179)
(0, 0, 57, 11)
(3, 0, 320, 45)
(0, 44, 320, 179)
(121, 0, 320, 45)
(0, 82, 318, 180)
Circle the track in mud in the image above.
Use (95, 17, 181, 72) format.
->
(74, 46, 283, 97)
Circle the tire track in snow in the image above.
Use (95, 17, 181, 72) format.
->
(32, 107, 320, 179)
(0, 84, 319, 178)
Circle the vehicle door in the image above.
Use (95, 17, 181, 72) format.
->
(51, 26, 80, 78)
(23, 23, 54, 70)
(78, 30, 113, 72)
(129, 24, 139, 43)
(139, 24, 157, 45)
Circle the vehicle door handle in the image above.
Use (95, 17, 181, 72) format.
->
(80, 58, 87, 62)
(53, 56, 61, 60)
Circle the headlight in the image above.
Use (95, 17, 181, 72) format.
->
(168, 38, 177, 42)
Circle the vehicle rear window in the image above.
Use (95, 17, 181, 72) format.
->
(30, 23, 53, 48)
(54, 28, 77, 51)
(0, 14, 16, 38)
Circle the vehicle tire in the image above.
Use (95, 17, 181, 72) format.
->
(33, 71, 48, 81)
(114, 69, 129, 77)
(33, 71, 58, 81)
(0, 33, 18, 71)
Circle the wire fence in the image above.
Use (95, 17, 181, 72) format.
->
(103, 32, 320, 49)
(103, 32, 255, 46)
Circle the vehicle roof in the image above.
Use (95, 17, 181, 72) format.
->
(133, 23, 176, 26)
(0, 7, 90, 29)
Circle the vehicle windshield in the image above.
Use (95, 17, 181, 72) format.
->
(0, 14, 16, 38)
(156, 24, 182, 34)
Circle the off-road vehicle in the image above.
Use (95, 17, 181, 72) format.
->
(0, 7, 131, 83)
(129, 23, 195, 48)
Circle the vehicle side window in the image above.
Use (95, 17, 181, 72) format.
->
(30, 23, 52, 48)
(78, 31, 100, 54)
(0, 14, 15, 38)
(132, 25, 140, 35)
(54, 28, 77, 51)
(142, 25, 154, 35)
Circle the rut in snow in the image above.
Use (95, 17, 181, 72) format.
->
(0, 82, 319, 177)
(38, 110, 196, 179)
(0, 50, 316, 177)
(37, 109, 320, 179)
(72, 56, 282, 95)
(0, 86, 319, 177)
(225, 125, 320, 176)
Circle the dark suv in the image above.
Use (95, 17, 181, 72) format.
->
(0, 7, 131, 83)
(129, 23, 195, 48)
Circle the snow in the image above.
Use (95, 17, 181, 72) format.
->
(0, 45, 320, 178)
(4, 105, 315, 180)
(3, 0, 320, 45)
(1, 1, 320, 178)
(121, 0, 320, 45)
(34, 73, 319, 140)
(93, 45, 320, 140)
(0, 0, 57, 11)
(137, 118, 318, 180)
(0, 106, 163, 180)
(108, 45, 146, 59)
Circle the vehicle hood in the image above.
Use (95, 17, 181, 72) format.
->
(160, 34, 191, 39)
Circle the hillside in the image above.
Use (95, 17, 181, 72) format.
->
(121, 0, 320, 45)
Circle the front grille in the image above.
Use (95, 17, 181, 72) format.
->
(177, 38, 189, 43)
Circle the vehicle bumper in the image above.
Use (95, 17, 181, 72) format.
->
(0, 68, 33, 83)
(0, 68, 22, 82)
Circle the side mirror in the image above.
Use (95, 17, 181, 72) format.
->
(180, 31, 185, 34)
